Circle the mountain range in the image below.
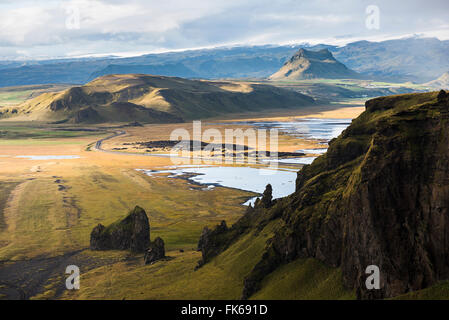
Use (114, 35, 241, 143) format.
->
(0, 37, 448, 87)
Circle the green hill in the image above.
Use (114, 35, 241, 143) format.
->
(0, 74, 315, 123)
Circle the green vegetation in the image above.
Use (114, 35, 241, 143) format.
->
(0, 181, 20, 230)
(252, 258, 355, 300)
(0, 84, 71, 107)
(0, 125, 103, 140)
(392, 281, 449, 300)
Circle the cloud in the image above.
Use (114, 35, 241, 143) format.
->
(0, 0, 448, 59)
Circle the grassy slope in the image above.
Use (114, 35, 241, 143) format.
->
(0, 181, 21, 231)
(251, 259, 354, 300)
(392, 281, 449, 300)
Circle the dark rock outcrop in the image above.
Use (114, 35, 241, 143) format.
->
(144, 237, 165, 264)
(71, 107, 101, 124)
(196, 221, 229, 268)
(259, 184, 273, 208)
(90, 206, 150, 252)
(437, 89, 447, 102)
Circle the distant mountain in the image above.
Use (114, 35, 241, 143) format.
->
(331, 37, 449, 82)
(0, 74, 314, 123)
(424, 71, 449, 89)
(268, 48, 360, 80)
(88, 63, 198, 81)
(0, 45, 302, 87)
(0, 37, 448, 86)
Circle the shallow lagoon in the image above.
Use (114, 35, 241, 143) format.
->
(138, 166, 297, 205)
(246, 118, 352, 140)
(139, 118, 352, 206)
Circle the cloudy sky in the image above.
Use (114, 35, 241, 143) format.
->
(1, 0, 448, 60)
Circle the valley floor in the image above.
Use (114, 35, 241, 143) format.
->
(0, 104, 366, 300)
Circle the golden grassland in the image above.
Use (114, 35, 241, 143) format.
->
(0, 105, 365, 299)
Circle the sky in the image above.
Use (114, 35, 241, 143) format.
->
(0, 0, 449, 60)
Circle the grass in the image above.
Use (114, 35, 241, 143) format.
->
(0, 178, 78, 260)
(0, 84, 72, 107)
(0, 91, 33, 106)
(0, 125, 104, 140)
(251, 258, 355, 300)
(392, 281, 449, 300)
(0, 181, 21, 230)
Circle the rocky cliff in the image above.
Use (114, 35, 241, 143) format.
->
(198, 90, 449, 299)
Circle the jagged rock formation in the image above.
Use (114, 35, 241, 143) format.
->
(196, 184, 277, 269)
(269, 48, 360, 80)
(144, 237, 166, 265)
(197, 90, 449, 300)
(260, 184, 273, 208)
(90, 206, 150, 253)
(196, 221, 228, 268)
